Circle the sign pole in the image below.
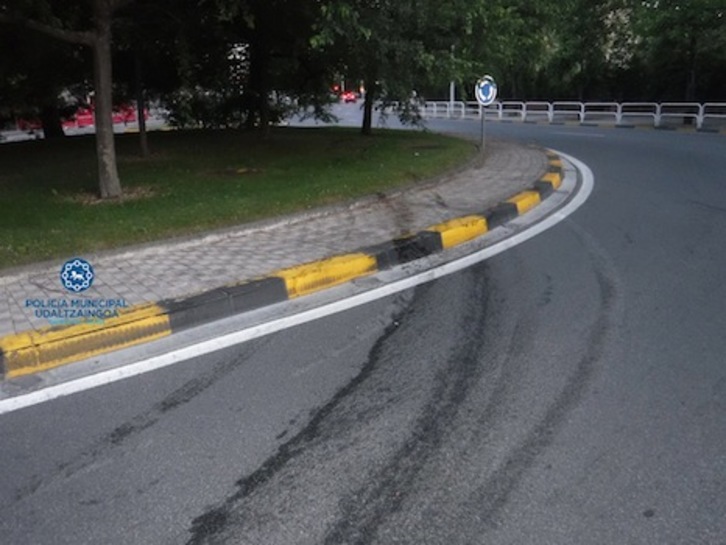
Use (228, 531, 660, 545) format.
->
(474, 74, 497, 156)
(480, 106, 486, 153)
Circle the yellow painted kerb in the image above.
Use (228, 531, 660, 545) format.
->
(0, 303, 171, 379)
(507, 190, 541, 215)
(541, 171, 562, 189)
(426, 215, 488, 249)
(275, 253, 377, 299)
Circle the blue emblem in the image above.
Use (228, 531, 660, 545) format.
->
(60, 258, 95, 293)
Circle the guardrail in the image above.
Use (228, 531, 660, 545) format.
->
(421, 100, 726, 130)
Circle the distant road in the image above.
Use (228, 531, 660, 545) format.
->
(0, 115, 169, 143)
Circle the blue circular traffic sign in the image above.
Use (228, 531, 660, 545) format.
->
(474, 75, 498, 106)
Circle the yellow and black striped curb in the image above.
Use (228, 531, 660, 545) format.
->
(0, 151, 564, 380)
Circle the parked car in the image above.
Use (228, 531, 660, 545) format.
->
(61, 104, 148, 129)
(16, 118, 42, 131)
(341, 91, 357, 103)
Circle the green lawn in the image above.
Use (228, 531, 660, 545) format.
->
(0, 127, 475, 269)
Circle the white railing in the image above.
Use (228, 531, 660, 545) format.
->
(422, 100, 726, 130)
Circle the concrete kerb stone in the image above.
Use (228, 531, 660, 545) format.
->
(0, 149, 564, 381)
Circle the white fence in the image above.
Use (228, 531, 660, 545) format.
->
(421, 101, 726, 130)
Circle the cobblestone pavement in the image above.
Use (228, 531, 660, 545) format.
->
(0, 139, 547, 336)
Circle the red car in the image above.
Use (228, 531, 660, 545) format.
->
(341, 91, 357, 103)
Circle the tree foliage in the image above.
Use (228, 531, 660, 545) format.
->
(1, 0, 725, 198)
(314, 0, 481, 133)
(627, 0, 726, 101)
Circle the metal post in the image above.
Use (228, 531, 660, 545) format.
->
(480, 106, 486, 153)
(474, 75, 497, 154)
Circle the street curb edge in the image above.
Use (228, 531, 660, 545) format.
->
(0, 150, 564, 380)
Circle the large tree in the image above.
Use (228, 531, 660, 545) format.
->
(629, 0, 726, 101)
(211, 0, 330, 133)
(141, 0, 334, 133)
(112, 0, 203, 156)
(315, 0, 480, 134)
(0, 0, 130, 198)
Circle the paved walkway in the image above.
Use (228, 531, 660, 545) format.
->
(0, 139, 547, 338)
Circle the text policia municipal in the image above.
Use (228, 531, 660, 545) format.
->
(25, 298, 129, 320)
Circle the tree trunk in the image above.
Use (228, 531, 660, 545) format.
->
(0, 0, 123, 198)
(93, 0, 122, 199)
(685, 32, 698, 103)
(40, 103, 65, 139)
(134, 49, 149, 158)
(244, 31, 271, 136)
(362, 80, 377, 136)
(683, 34, 698, 126)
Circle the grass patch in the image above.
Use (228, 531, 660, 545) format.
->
(0, 126, 475, 269)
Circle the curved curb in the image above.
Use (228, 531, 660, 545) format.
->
(0, 151, 564, 380)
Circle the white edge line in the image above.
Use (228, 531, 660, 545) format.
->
(0, 150, 593, 415)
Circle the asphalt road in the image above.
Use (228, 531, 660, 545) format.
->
(1, 114, 725, 544)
